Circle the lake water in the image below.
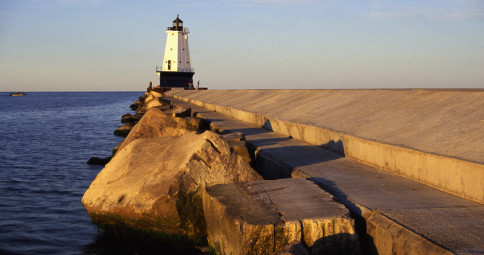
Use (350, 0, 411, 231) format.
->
(0, 92, 182, 254)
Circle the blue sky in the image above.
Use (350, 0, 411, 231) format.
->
(0, 0, 483, 91)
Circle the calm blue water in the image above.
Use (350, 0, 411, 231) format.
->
(0, 92, 147, 254)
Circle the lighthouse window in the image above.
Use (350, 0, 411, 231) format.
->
(167, 60, 171, 70)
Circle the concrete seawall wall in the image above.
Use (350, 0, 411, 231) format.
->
(166, 89, 484, 203)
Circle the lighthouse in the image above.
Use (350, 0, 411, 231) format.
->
(156, 15, 195, 88)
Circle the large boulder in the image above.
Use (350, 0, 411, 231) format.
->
(116, 107, 186, 152)
(81, 131, 262, 244)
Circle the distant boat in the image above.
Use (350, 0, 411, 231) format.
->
(9, 92, 27, 96)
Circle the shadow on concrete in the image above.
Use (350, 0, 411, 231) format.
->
(263, 119, 347, 156)
(320, 139, 345, 156)
(249, 137, 293, 147)
(215, 126, 347, 178)
(225, 127, 272, 136)
(309, 233, 361, 255)
(309, 177, 378, 255)
(248, 145, 344, 179)
(190, 109, 378, 254)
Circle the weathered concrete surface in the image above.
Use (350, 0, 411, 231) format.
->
(203, 178, 359, 255)
(82, 131, 262, 243)
(116, 107, 186, 152)
(164, 97, 484, 254)
(166, 89, 484, 204)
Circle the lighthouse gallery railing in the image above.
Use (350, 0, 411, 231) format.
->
(156, 67, 195, 73)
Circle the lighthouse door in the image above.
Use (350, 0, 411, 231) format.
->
(167, 60, 172, 70)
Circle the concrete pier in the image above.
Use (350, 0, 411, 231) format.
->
(167, 89, 484, 204)
(164, 90, 484, 254)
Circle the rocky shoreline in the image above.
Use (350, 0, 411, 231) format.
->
(82, 91, 360, 254)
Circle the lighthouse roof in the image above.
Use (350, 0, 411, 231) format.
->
(168, 14, 184, 31)
(173, 14, 183, 24)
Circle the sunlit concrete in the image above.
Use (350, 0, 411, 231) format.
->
(165, 95, 484, 254)
(166, 89, 484, 203)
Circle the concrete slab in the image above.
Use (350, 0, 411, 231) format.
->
(381, 207, 484, 254)
(166, 96, 484, 254)
(203, 178, 359, 255)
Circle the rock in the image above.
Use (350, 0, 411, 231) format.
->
(9, 92, 26, 96)
(173, 117, 207, 132)
(130, 96, 146, 110)
(121, 113, 143, 123)
(228, 141, 252, 164)
(145, 90, 162, 100)
(114, 122, 135, 137)
(156, 103, 172, 112)
(203, 178, 360, 255)
(221, 132, 245, 143)
(81, 131, 262, 244)
(274, 241, 310, 255)
(130, 100, 142, 110)
(137, 98, 162, 113)
(117, 107, 186, 152)
(165, 107, 191, 118)
(220, 132, 251, 163)
(87, 156, 112, 166)
(137, 91, 163, 113)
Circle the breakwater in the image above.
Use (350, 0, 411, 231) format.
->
(166, 89, 484, 204)
(82, 89, 484, 254)
(82, 90, 361, 254)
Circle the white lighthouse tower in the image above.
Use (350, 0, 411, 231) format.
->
(156, 15, 195, 87)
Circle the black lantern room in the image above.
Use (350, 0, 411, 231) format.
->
(169, 14, 183, 31)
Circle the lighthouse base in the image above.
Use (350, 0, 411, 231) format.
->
(158, 71, 195, 88)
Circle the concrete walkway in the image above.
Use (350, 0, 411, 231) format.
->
(166, 96, 484, 255)
(166, 89, 484, 164)
(167, 89, 484, 205)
